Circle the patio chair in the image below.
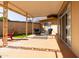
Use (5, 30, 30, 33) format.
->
(34, 28, 41, 35)
(48, 28, 52, 35)
(8, 32, 14, 40)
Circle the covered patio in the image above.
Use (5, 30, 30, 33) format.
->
(0, 1, 77, 58)
(0, 1, 61, 47)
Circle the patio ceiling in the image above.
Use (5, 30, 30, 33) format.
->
(0, 1, 63, 17)
(9, 1, 63, 17)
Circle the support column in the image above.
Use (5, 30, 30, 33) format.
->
(32, 18, 34, 35)
(26, 13, 28, 37)
(2, 1, 8, 47)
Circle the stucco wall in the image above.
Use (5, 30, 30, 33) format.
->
(71, 2, 79, 57)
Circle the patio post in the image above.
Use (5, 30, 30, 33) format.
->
(32, 18, 34, 35)
(2, 1, 8, 47)
(26, 13, 28, 37)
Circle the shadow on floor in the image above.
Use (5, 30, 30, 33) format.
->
(8, 39, 29, 42)
(0, 56, 1, 58)
(55, 35, 77, 58)
(8, 46, 60, 58)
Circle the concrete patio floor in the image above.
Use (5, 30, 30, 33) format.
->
(0, 35, 77, 58)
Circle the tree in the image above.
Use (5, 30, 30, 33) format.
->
(0, 17, 3, 21)
(0, 17, 10, 21)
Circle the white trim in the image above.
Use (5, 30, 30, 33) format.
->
(59, 9, 71, 19)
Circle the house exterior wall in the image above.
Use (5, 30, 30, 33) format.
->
(71, 2, 79, 57)
(58, 1, 79, 57)
(40, 18, 58, 25)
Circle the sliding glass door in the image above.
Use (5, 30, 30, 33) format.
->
(59, 2, 71, 47)
(66, 11, 71, 46)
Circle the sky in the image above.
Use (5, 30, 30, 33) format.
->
(0, 7, 47, 22)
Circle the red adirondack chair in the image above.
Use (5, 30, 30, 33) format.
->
(8, 32, 14, 40)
